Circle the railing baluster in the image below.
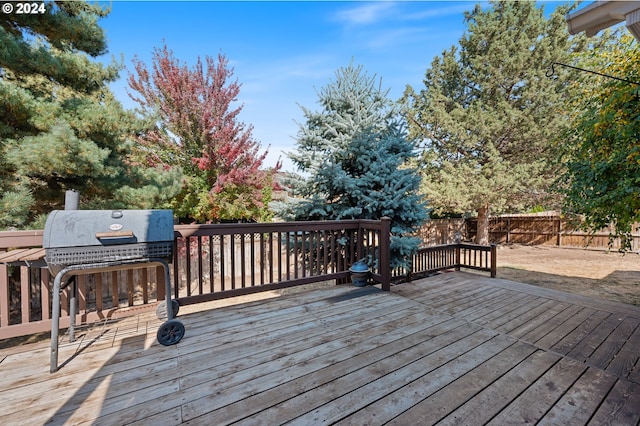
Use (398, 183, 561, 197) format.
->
(277, 231, 282, 282)
(21, 266, 29, 324)
(293, 232, 299, 279)
(141, 268, 148, 304)
(220, 235, 226, 292)
(61, 286, 69, 316)
(173, 239, 180, 299)
(262, 233, 267, 286)
(250, 233, 255, 287)
(156, 265, 165, 301)
(111, 271, 118, 309)
(209, 236, 214, 293)
(241, 234, 246, 289)
(41, 268, 50, 321)
(126, 270, 134, 306)
(286, 231, 291, 280)
(197, 236, 203, 295)
(316, 231, 321, 276)
(185, 237, 192, 297)
(230, 235, 236, 290)
(302, 231, 306, 277)
(0, 263, 8, 328)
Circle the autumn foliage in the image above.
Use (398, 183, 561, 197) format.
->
(128, 44, 279, 223)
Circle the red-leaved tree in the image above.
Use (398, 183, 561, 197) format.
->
(128, 44, 279, 222)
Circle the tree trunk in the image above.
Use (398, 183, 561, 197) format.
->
(476, 204, 490, 245)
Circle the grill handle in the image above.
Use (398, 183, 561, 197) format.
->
(95, 231, 135, 239)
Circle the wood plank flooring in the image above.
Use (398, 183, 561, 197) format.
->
(0, 271, 639, 425)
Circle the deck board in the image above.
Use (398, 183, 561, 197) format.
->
(485, 356, 589, 425)
(1, 271, 639, 425)
(436, 349, 562, 425)
(537, 367, 618, 426)
(348, 340, 538, 425)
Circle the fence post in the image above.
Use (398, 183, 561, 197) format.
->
(556, 217, 562, 247)
(379, 217, 391, 291)
(455, 244, 461, 271)
(490, 244, 497, 278)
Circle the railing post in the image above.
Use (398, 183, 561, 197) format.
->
(1, 261, 10, 329)
(490, 244, 497, 278)
(356, 220, 365, 263)
(379, 217, 391, 291)
(455, 244, 461, 271)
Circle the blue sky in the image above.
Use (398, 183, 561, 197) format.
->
(98, 1, 565, 172)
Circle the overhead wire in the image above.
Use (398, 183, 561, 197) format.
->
(546, 61, 640, 86)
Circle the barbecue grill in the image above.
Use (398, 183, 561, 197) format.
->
(43, 209, 185, 373)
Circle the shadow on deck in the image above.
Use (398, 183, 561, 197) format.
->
(0, 271, 639, 425)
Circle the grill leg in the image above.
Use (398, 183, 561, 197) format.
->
(69, 278, 76, 342)
(161, 260, 173, 321)
(50, 271, 65, 373)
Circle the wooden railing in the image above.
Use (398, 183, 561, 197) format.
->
(171, 219, 391, 306)
(392, 243, 497, 283)
(0, 220, 495, 341)
(0, 219, 391, 340)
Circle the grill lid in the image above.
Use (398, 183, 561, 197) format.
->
(43, 210, 175, 274)
(43, 209, 174, 249)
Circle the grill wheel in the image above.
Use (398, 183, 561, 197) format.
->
(157, 319, 185, 346)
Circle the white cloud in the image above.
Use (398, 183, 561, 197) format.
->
(402, 3, 475, 21)
(333, 2, 398, 26)
(333, 2, 474, 27)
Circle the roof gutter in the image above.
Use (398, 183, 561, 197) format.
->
(566, 0, 640, 41)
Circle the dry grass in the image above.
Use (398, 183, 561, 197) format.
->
(496, 244, 640, 306)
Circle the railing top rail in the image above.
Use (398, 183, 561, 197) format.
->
(417, 244, 457, 251)
(1, 219, 388, 247)
(174, 219, 375, 238)
(459, 243, 494, 251)
(357, 218, 390, 228)
(0, 230, 44, 249)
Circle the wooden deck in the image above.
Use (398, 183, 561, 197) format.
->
(1, 271, 639, 425)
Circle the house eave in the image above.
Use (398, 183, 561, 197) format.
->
(566, 0, 640, 40)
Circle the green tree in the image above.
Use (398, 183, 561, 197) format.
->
(286, 63, 427, 269)
(404, 0, 585, 244)
(0, 1, 179, 229)
(559, 33, 640, 251)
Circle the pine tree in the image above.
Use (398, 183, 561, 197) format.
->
(404, 0, 587, 244)
(286, 63, 427, 269)
(0, 1, 180, 229)
(128, 44, 278, 223)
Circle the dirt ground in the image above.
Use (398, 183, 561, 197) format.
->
(496, 244, 640, 307)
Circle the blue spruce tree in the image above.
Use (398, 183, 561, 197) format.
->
(286, 63, 428, 269)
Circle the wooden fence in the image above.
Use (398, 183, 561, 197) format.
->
(416, 218, 467, 246)
(465, 215, 640, 251)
